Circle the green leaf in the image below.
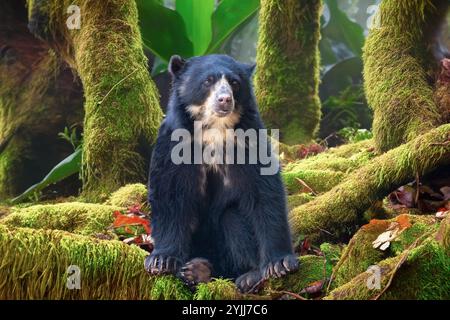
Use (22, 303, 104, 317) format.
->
(322, 0, 365, 57)
(136, 0, 193, 62)
(176, 0, 214, 56)
(11, 148, 82, 204)
(207, 0, 259, 54)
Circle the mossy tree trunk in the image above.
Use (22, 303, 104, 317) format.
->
(363, 0, 448, 152)
(255, 0, 322, 145)
(0, 0, 84, 199)
(27, 0, 163, 200)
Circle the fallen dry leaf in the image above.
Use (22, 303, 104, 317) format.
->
(372, 221, 407, 251)
(436, 209, 449, 220)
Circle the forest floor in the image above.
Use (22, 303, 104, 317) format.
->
(0, 139, 449, 300)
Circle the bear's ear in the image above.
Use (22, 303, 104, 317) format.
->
(168, 55, 186, 77)
(243, 63, 256, 77)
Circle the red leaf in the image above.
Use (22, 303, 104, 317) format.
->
(112, 211, 151, 234)
(300, 280, 326, 296)
(299, 238, 311, 256)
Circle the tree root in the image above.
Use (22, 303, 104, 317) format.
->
(324, 214, 450, 300)
(289, 124, 450, 242)
(281, 139, 375, 195)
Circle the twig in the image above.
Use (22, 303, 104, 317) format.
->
(246, 278, 266, 294)
(414, 172, 420, 207)
(318, 227, 334, 236)
(321, 251, 329, 286)
(318, 133, 337, 148)
(326, 237, 355, 293)
(430, 140, 450, 147)
(295, 178, 318, 196)
(279, 290, 308, 300)
(97, 68, 138, 105)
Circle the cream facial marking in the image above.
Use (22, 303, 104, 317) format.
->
(185, 75, 241, 168)
(186, 74, 241, 133)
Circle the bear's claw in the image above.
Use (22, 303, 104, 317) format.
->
(263, 254, 299, 279)
(235, 270, 264, 293)
(144, 254, 181, 275)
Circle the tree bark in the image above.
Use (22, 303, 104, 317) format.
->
(363, 0, 448, 152)
(255, 0, 322, 145)
(27, 0, 163, 200)
(0, 0, 83, 199)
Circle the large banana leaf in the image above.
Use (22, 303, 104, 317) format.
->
(206, 0, 259, 54)
(320, 0, 365, 65)
(136, 0, 193, 62)
(176, 0, 214, 56)
(11, 148, 81, 204)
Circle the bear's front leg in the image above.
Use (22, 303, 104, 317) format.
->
(145, 138, 205, 276)
(250, 175, 300, 280)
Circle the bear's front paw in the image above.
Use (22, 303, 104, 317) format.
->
(179, 258, 212, 288)
(144, 254, 182, 275)
(262, 254, 299, 279)
(235, 270, 264, 294)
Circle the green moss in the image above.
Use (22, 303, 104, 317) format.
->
(284, 141, 374, 173)
(390, 221, 438, 255)
(326, 239, 450, 300)
(320, 243, 343, 266)
(265, 255, 329, 294)
(0, 225, 155, 299)
(255, 0, 322, 144)
(194, 279, 238, 300)
(283, 170, 344, 194)
(363, 0, 446, 152)
(332, 214, 439, 291)
(0, 139, 29, 199)
(281, 140, 375, 195)
(106, 183, 147, 208)
(435, 214, 450, 250)
(325, 139, 374, 158)
(382, 240, 450, 300)
(0, 205, 10, 219)
(26, 0, 163, 201)
(332, 219, 389, 288)
(289, 124, 450, 241)
(1, 202, 121, 237)
(287, 193, 315, 209)
(150, 276, 193, 300)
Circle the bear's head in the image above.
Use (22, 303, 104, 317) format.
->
(168, 54, 256, 129)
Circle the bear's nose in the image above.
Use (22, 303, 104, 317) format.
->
(217, 94, 232, 106)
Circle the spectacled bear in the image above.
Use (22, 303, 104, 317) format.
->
(145, 54, 298, 293)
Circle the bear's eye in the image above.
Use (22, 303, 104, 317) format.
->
(204, 77, 214, 87)
(231, 80, 240, 91)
